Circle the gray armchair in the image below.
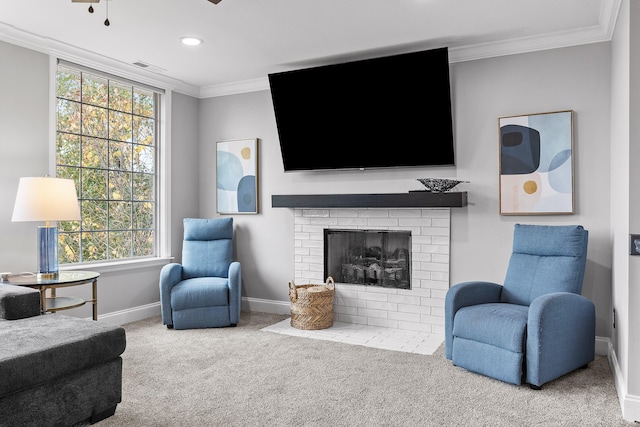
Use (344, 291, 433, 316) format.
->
(160, 217, 242, 329)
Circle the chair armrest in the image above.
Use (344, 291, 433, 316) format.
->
(159, 263, 183, 326)
(526, 292, 595, 387)
(444, 281, 503, 359)
(228, 261, 242, 325)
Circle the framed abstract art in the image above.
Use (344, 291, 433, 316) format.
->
(498, 110, 574, 215)
(216, 138, 259, 214)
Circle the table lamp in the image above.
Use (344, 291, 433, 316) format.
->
(11, 177, 81, 280)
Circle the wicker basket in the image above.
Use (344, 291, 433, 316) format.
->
(288, 277, 335, 330)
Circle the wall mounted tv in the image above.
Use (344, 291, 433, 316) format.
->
(268, 47, 455, 172)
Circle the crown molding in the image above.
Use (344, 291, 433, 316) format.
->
(199, 77, 269, 99)
(448, 0, 621, 63)
(1, 0, 622, 99)
(0, 21, 200, 98)
(200, 0, 622, 98)
(201, 17, 616, 99)
(448, 24, 612, 64)
(600, 0, 623, 40)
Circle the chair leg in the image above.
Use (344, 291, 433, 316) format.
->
(529, 384, 541, 390)
(166, 324, 173, 329)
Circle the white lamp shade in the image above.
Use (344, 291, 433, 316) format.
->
(12, 177, 81, 222)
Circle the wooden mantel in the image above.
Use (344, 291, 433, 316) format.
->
(271, 192, 467, 208)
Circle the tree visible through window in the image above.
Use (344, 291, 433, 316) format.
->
(55, 63, 159, 264)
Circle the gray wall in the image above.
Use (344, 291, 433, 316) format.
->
(0, 41, 49, 272)
(0, 40, 199, 323)
(170, 91, 201, 263)
(611, 0, 640, 416)
(449, 44, 612, 338)
(199, 42, 613, 338)
(627, 1, 640, 402)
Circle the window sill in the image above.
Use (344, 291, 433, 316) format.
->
(60, 257, 174, 274)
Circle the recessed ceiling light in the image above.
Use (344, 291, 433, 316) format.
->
(180, 37, 203, 46)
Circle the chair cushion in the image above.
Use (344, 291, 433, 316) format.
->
(453, 303, 528, 353)
(182, 218, 233, 279)
(183, 217, 233, 241)
(502, 254, 586, 305)
(171, 278, 230, 311)
(511, 224, 586, 257)
(501, 224, 588, 305)
(182, 240, 232, 278)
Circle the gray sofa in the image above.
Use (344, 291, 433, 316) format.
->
(0, 284, 126, 426)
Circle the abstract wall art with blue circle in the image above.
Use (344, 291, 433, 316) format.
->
(216, 138, 258, 214)
(499, 111, 574, 215)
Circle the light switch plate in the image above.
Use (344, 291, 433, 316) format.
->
(630, 234, 640, 255)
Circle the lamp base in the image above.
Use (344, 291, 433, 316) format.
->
(37, 272, 59, 281)
(37, 225, 59, 280)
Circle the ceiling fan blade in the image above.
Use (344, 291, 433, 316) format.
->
(208, 0, 223, 4)
(72, 0, 100, 3)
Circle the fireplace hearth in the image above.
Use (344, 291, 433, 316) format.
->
(325, 229, 411, 289)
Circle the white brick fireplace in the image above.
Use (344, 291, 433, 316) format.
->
(293, 207, 450, 334)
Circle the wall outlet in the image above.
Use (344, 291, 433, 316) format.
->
(630, 234, 640, 255)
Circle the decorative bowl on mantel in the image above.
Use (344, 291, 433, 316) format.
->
(416, 178, 468, 193)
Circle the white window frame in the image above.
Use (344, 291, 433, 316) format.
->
(49, 56, 172, 273)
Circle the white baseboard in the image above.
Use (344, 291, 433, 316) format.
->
(595, 336, 609, 356)
(96, 302, 161, 326)
(607, 340, 640, 423)
(241, 296, 290, 315)
(95, 298, 290, 326)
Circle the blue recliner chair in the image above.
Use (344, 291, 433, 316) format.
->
(160, 218, 242, 330)
(445, 224, 594, 389)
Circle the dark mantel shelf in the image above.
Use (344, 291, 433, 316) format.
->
(271, 192, 467, 208)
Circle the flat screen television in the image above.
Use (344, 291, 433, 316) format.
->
(268, 47, 455, 172)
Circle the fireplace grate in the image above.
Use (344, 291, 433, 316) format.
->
(324, 229, 411, 289)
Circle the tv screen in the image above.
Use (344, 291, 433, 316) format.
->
(268, 47, 455, 172)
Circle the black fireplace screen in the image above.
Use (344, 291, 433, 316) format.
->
(324, 229, 411, 289)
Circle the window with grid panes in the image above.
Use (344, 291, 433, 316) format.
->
(55, 63, 160, 264)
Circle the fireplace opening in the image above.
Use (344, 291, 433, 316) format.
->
(324, 229, 411, 289)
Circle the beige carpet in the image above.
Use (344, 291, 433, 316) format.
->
(96, 311, 631, 426)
